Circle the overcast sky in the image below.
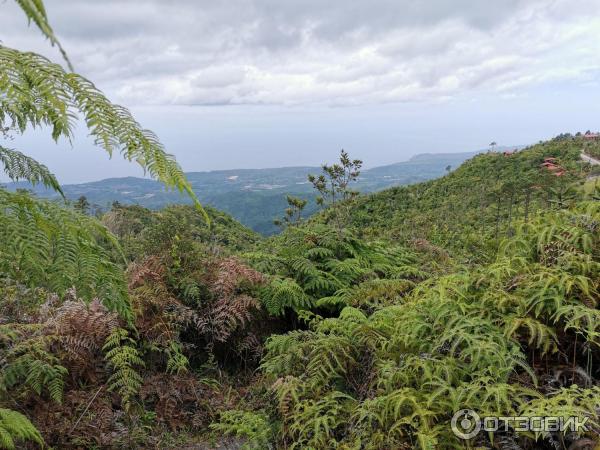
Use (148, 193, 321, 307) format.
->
(2, 0, 600, 183)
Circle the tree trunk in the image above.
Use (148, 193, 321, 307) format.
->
(524, 190, 530, 223)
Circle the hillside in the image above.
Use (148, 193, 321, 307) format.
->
(318, 135, 598, 262)
(3, 151, 483, 235)
(3, 132, 600, 450)
(102, 203, 262, 261)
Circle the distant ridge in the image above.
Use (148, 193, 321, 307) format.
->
(408, 151, 479, 161)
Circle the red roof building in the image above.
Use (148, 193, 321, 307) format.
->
(540, 159, 566, 176)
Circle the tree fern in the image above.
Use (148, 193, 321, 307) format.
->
(0, 146, 62, 194)
(0, 189, 131, 319)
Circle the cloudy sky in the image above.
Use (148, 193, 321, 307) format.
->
(2, 0, 600, 183)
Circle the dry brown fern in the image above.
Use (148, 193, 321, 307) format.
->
(209, 257, 266, 299)
(139, 373, 229, 430)
(128, 256, 191, 347)
(192, 258, 265, 353)
(127, 255, 165, 290)
(28, 386, 117, 448)
(43, 298, 120, 383)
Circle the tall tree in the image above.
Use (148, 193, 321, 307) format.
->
(308, 149, 362, 235)
(274, 195, 307, 229)
(74, 195, 90, 214)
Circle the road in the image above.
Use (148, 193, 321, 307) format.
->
(581, 152, 600, 165)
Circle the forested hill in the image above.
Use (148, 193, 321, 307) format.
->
(317, 135, 600, 263)
(4, 150, 485, 235)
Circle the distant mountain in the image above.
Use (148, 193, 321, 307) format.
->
(4, 150, 489, 235)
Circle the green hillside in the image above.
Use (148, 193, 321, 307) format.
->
(102, 203, 262, 261)
(323, 136, 596, 262)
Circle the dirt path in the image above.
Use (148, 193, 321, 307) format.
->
(581, 152, 600, 165)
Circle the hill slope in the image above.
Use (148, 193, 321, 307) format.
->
(319, 136, 597, 262)
(102, 203, 262, 261)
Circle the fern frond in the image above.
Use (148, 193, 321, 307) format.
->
(0, 408, 43, 449)
(210, 410, 274, 450)
(1, 334, 67, 403)
(13, 0, 72, 70)
(0, 146, 62, 194)
(102, 328, 144, 410)
(0, 46, 207, 221)
(261, 277, 313, 316)
(0, 190, 131, 319)
(504, 316, 558, 354)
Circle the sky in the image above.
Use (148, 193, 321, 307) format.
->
(2, 0, 600, 183)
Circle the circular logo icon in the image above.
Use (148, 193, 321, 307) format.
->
(451, 409, 481, 439)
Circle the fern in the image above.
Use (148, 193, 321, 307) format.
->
(261, 277, 313, 316)
(1, 335, 67, 403)
(210, 410, 275, 450)
(0, 46, 206, 215)
(287, 391, 356, 449)
(12, 0, 71, 68)
(165, 341, 189, 375)
(0, 190, 132, 319)
(0, 408, 43, 450)
(102, 328, 144, 410)
(249, 224, 423, 317)
(504, 316, 558, 354)
(0, 146, 62, 194)
(261, 331, 315, 378)
(519, 386, 600, 441)
(259, 199, 600, 448)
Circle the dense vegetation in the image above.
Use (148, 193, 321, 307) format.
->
(331, 138, 592, 263)
(2, 2, 600, 449)
(2, 132, 599, 449)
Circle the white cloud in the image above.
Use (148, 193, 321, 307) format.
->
(2, 0, 600, 106)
